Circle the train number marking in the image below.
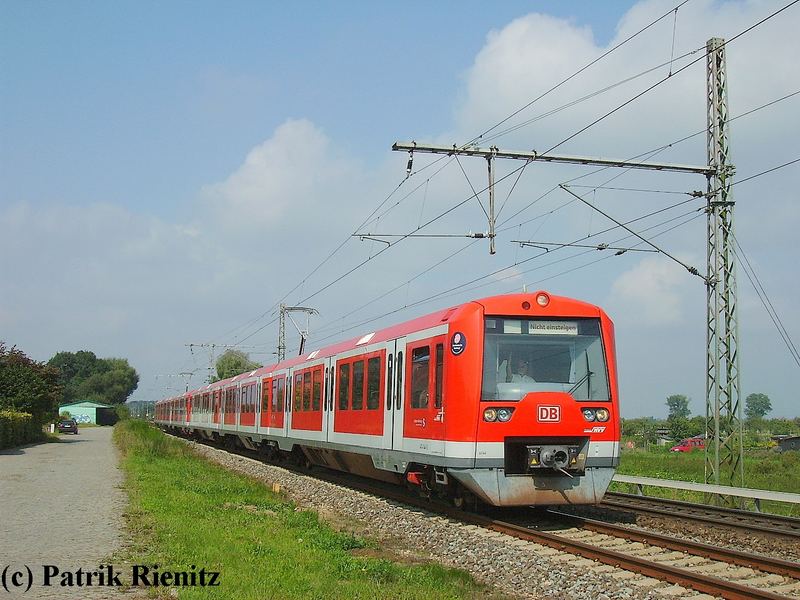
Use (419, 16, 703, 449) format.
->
(583, 426, 606, 433)
(537, 406, 561, 422)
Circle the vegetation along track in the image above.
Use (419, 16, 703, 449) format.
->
(600, 491, 800, 539)
(179, 432, 800, 599)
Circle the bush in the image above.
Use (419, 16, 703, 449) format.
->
(0, 410, 42, 449)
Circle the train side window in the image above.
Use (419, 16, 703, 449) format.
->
(435, 343, 444, 409)
(303, 371, 312, 411)
(271, 379, 278, 412)
(410, 346, 430, 409)
(367, 356, 380, 410)
(352, 360, 364, 410)
(338, 363, 350, 410)
(294, 374, 303, 412)
(312, 369, 322, 411)
(278, 377, 292, 412)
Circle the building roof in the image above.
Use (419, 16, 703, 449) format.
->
(58, 401, 113, 409)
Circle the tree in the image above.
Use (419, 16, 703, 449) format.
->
(214, 350, 262, 381)
(744, 393, 772, 420)
(666, 394, 691, 420)
(48, 351, 138, 405)
(0, 342, 62, 426)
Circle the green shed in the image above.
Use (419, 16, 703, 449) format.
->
(58, 401, 116, 425)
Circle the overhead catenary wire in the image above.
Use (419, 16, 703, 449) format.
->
(540, 0, 800, 158)
(731, 235, 800, 369)
(210, 3, 798, 352)
(310, 200, 705, 342)
(309, 207, 705, 345)
(559, 184, 703, 278)
(467, 0, 695, 146)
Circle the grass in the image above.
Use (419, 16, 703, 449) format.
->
(614, 446, 800, 516)
(114, 421, 495, 599)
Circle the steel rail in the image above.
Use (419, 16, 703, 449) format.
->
(546, 509, 800, 579)
(472, 514, 792, 600)
(602, 492, 800, 539)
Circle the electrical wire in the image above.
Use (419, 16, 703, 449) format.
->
(731, 235, 800, 369)
(467, 0, 694, 146)
(541, 0, 800, 157)
(207, 2, 799, 352)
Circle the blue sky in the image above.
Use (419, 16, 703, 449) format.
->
(1, 2, 630, 217)
(2, 0, 799, 419)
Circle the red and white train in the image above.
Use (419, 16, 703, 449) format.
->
(155, 291, 620, 507)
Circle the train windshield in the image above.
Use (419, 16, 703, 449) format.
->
(481, 317, 609, 401)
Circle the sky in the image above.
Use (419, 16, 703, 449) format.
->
(1, 0, 798, 418)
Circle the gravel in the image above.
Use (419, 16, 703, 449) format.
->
(185, 440, 720, 600)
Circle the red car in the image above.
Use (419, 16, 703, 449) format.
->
(670, 437, 704, 452)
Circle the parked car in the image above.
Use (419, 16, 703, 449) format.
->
(670, 437, 704, 452)
(57, 418, 78, 435)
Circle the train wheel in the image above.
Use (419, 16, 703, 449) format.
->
(452, 488, 478, 512)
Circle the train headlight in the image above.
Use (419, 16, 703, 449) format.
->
(595, 408, 610, 422)
(483, 408, 498, 422)
(582, 408, 596, 421)
(536, 292, 550, 307)
(497, 407, 514, 422)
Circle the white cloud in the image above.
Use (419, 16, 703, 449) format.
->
(609, 255, 696, 325)
(201, 119, 360, 231)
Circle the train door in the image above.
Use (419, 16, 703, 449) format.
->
(324, 358, 334, 442)
(402, 336, 446, 456)
(213, 390, 221, 426)
(390, 338, 406, 451)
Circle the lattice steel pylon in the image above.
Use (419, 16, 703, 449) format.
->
(704, 37, 744, 500)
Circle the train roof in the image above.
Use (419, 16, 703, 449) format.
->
(163, 290, 606, 401)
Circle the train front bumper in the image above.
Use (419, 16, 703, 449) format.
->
(448, 466, 615, 506)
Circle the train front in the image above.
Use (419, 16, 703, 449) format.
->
(449, 291, 620, 506)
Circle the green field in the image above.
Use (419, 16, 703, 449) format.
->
(613, 446, 800, 516)
(114, 421, 497, 599)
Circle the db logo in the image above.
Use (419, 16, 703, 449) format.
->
(538, 406, 560, 422)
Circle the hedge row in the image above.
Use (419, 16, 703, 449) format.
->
(0, 410, 42, 449)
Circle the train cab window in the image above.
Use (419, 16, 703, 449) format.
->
(482, 317, 610, 401)
(410, 346, 430, 409)
(302, 372, 312, 411)
(434, 343, 444, 409)
(338, 363, 350, 410)
(352, 360, 364, 410)
(312, 369, 322, 411)
(294, 374, 303, 411)
(367, 357, 380, 410)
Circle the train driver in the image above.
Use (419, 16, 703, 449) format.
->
(506, 357, 535, 383)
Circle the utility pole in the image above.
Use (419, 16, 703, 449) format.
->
(393, 38, 744, 499)
(278, 304, 319, 362)
(704, 37, 744, 501)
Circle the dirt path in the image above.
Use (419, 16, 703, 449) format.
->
(0, 427, 126, 598)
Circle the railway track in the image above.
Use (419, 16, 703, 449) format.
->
(184, 433, 800, 599)
(600, 491, 800, 539)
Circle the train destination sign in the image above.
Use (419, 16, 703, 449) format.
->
(527, 321, 579, 336)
